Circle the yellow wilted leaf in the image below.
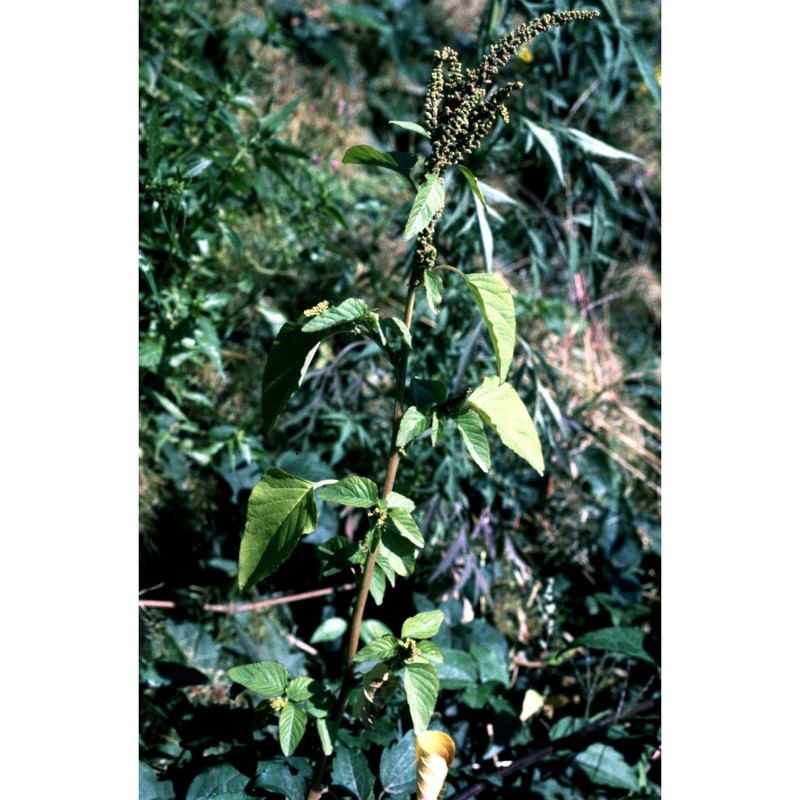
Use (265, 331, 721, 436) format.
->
(416, 730, 456, 800)
(519, 688, 545, 721)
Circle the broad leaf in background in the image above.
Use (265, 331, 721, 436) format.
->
(403, 662, 439, 734)
(332, 747, 376, 800)
(415, 731, 456, 800)
(228, 660, 288, 697)
(571, 626, 658, 666)
(342, 144, 419, 190)
(186, 765, 248, 800)
(574, 743, 640, 791)
(403, 174, 445, 240)
(458, 272, 516, 382)
(455, 409, 491, 472)
(467, 376, 544, 473)
(238, 469, 318, 590)
(379, 730, 417, 797)
(260, 323, 327, 433)
(318, 476, 379, 508)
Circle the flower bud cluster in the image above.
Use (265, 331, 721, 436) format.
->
(413, 10, 598, 280)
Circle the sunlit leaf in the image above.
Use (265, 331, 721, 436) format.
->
(301, 297, 370, 332)
(388, 507, 425, 548)
(318, 476, 379, 508)
(401, 610, 444, 640)
(389, 119, 431, 138)
(467, 377, 544, 474)
(227, 661, 288, 697)
(423, 269, 443, 315)
(397, 406, 430, 449)
(566, 128, 643, 162)
(523, 120, 565, 186)
(458, 272, 516, 382)
(520, 688, 546, 721)
(354, 635, 402, 663)
(309, 617, 348, 644)
(403, 174, 445, 240)
(456, 164, 487, 208)
(238, 469, 318, 590)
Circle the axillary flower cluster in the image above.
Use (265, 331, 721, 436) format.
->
(413, 10, 599, 277)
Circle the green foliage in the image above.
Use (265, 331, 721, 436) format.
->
(140, 1, 660, 798)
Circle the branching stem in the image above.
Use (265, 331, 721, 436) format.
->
(307, 282, 418, 800)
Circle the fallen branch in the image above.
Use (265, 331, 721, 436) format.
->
(450, 698, 659, 800)
(138, 583, 355, 614)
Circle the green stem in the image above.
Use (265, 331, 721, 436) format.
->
(306, 283, 418, 800)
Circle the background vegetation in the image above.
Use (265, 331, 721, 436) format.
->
(139, 1, 660, 797)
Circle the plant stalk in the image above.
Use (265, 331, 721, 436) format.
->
(306, 283, 418, 800)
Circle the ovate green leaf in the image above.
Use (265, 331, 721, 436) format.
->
(301, 298, 370, 332)
(414, 640, 444, 663)
(380, 528, 418, 577)
(403, 174, 445, 240)
(386, 492, 415, 512)
(403, 662, 439, 735)
(459, 272, 516, 382)
(279, 701, 307, 757)
(423, 269, 443, 315)
(574, 744, 639, 791)
(343, 145, 401, 170)
(316, 717, 334, 756)
(454, 409, 491, 473)
(369, 564, 386, 605)
(238, 469, 318, 590)
(317, 476, 379, 508)
(354, 635, 402, 663)
(260, 323, 327, 433)
(401, 610, 444, 640)
(309, 617, 348, 644)
(467, 377, 544, 474)
(397, 406, 430, 449)
(332, 747, 376, 800)
(228, 661, 288, 697)
(571, 627, 658, 666)
(387, 507, 425, 548)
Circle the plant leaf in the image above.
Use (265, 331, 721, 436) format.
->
(574, 744, 639, 791)
(458, 272, 516, 382)
(386, 491, 415, 512)
(301, 298, 370, 332)
(414, 640, 444, 664)
(332, 747, 376, 800)
(397, 406, 430, 449)
(388, 507, 425, 548)
(354, 635, 402, 663)
(566, 128, 643, 162)
(227, 661, 288, 697)
(403, 173, 445, 240)
(379, 730, 417, 797)
(286, 676, 317, 702)
(380, 528, 418, 577)
(456, 164, 487, 208)
(342, 144, 401, 170)
(309, 617, 348, 644)
(382, 316, 413, 349)
(279, 701, 307, 757)
(571, 626, 658, 666)
(260, 323, 326, 434)
(454, 409, 491, 473)
(403, 662, 439, 735)
(317, 476, 379, 508)
(402, 610, 444, 640)
(416, 731, 455, 800)
(238, 469, 318, 590)
(353, 663, 400, 728)
(467, 377, 544, 474)
(389, 119, 431, 138)
(316, 717, 334, 756)
(423, 269, 443, 315)
(523, 120, 565, 187)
